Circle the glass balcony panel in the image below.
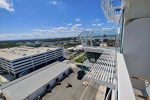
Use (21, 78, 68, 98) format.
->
(102, 28, 116, 49)
(78, 28, 119, 51)
(92, 31, 102, 46)
(79, 31, 91, 46)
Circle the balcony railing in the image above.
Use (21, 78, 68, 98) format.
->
(101, 0, 122, 24)
(78, 28, 120, 52)
(78, 27, 135, 99)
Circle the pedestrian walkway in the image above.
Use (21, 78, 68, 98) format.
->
(96, 85, 106, 100)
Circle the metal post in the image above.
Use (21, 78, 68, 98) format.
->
(90, 29, 93, 46)
(120, 9, 125, 53)
(101, 29, 104, 47)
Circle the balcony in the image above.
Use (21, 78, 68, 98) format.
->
(84, 53, 117, 89)
(78, 28, 136, 100)
(78, 28, 120, 52)
(101, 0, 122, 24)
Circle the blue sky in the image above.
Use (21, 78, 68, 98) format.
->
(0, 0, 116, 40)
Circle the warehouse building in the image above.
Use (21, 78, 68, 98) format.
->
(0, 62, 72, 100)
(0, 46, 64, 78)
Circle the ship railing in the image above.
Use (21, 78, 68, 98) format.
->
(78, 28, 120, 52)
(101, 0, 122, 24)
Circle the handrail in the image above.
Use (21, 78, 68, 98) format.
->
(135, 94, 150, 100)
(101, 0, 122, 24)
(117, 53, 136, 100)
(130, 76, 148, 82)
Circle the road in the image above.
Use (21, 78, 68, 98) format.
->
(42, 68, 100, 100)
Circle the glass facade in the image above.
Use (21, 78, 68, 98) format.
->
(86, 52, 101, 63)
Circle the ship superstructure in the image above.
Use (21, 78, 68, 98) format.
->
(79, 0, 150, 100)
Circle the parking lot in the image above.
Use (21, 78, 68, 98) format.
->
(42, 68, 100, 100)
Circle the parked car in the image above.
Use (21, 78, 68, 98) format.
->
(19, 69, 30, 77)
(0, 83, 4, 86)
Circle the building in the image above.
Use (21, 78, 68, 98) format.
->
(16, 42, 23, 45)
(67, 45, 83, 51)
(78, 0, 150, 100)
(0, 62, 72, 100)
(54, 41, 61, 45)
(34, 41, 42, 47)
(43, 42, 51, 47)
(25, 42, 33, 46)
(0, 46, 64, 78)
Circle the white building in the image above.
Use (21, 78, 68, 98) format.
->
(25, 42, 33, 46)
(67, 45, 83, 51)
(0, 46, 64, 78)
(43, 42, 51, 47)
(16, 42, 23, 45)
(0, 62, 72, 100)
(35, 41, 42, 47)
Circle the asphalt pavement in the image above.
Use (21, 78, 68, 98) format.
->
(42, 68, 100, 100)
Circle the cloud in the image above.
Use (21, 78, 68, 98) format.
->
(71, 26, 78, 30)
(92, 24, 97, 26)
(92, 18, 99, 22)
(67, 23, 72, 26)
(71, 24, 82, 30)
(0, 0, 14, 11)
(52, 1, 57, 4)
(53, 27, 68, 30)
(32, 29, 56, 33)
(76, 18, 81, 21)
(0, 31, 81, 40)
(92, 23, 103, 26)
(74, 24, 82, 27)
(97, 23, 102, 26)
(86, 29, 92, 31)
(0, 25, 85, 40)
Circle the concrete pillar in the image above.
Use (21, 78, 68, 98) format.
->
(44, 53, 47, 64)
(54, 50, 57, 60)
(13, 73, 16, 78)
(31, 57, 34, 70)
(10, 61, 15, 75)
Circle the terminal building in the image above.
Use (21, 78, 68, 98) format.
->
(0, 62, 72, 100)
(0, 46, 64, 78)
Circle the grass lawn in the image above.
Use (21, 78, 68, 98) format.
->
(75, 54, 86, 63)
(70, 55, 75, 59)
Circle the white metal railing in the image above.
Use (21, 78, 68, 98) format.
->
(101, 0, 122, 24)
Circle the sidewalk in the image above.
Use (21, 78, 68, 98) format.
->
(95, 85, 106, 100)
(73, 53, 85, 60)
(69, 63, 77, 68)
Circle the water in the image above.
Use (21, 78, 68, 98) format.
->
(77, 65, 89, 71)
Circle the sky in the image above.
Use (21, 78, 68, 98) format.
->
(0, 0, 117, 40)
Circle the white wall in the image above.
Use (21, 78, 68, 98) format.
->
(29, 86, 45, 100)
(23, 68, 70, 100)
(128, 0, 150, 19)
(123, 17, 150, 90)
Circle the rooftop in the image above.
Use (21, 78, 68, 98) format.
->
(0, 62, 71, 100)
(0, 46, 60, 61)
